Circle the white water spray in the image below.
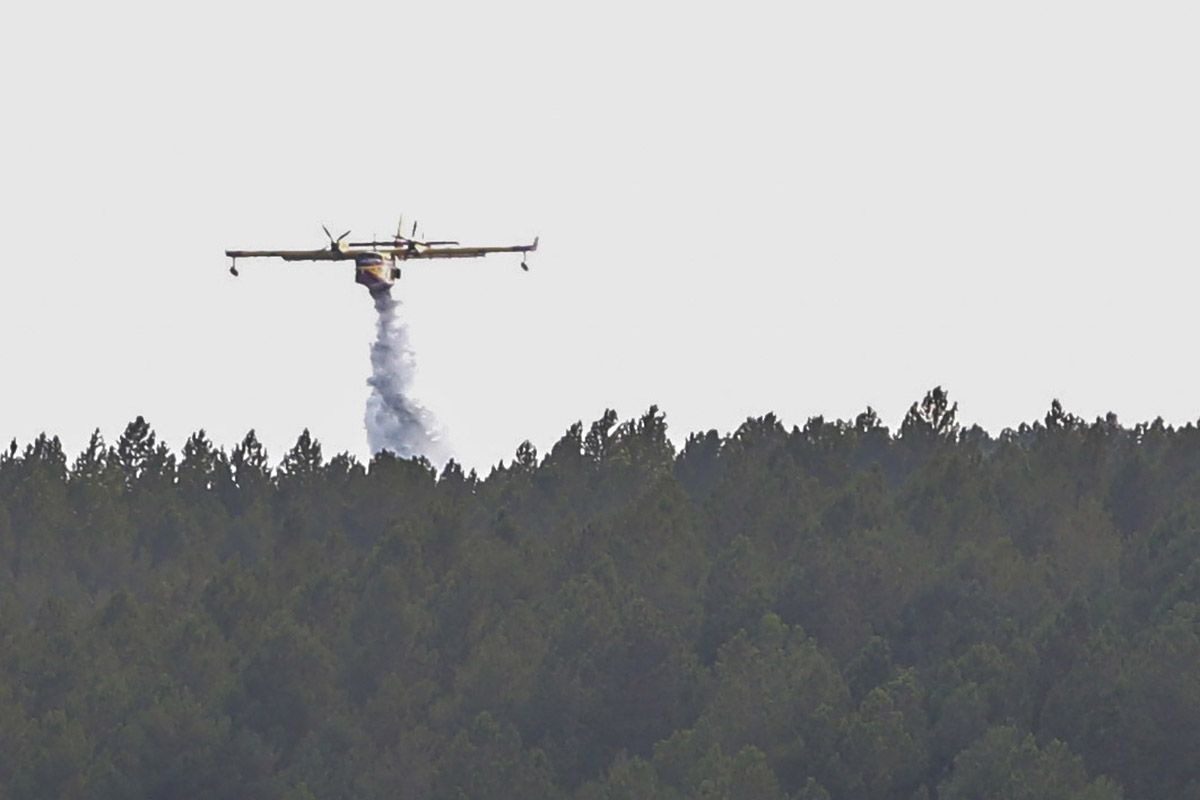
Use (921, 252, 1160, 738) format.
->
(365, 289, 447, 462)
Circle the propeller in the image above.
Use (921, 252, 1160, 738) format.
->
(323, 224, 351, 247)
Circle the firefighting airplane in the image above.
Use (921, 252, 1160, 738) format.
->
(225, 218, 538, 294)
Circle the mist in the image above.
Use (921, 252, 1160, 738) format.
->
(364, 289, 448, 464)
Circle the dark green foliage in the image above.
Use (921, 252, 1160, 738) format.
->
(0, 392, 1197, 797)
(937, 726, 1122, 800)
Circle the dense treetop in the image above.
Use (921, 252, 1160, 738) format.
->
(1, 388, 1198, 799)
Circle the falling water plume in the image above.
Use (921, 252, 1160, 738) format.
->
(365, 289, 447, 462)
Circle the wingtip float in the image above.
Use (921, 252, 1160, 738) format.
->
(226, 217, 539, 294)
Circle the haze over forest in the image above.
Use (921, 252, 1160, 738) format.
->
(3, 0, 1197, 796)
(1, 388, 1198, 798)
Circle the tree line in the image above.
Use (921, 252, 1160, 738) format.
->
(0, 388, 1197, 798)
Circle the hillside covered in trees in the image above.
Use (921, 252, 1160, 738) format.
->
(1, 388, 1199, 799)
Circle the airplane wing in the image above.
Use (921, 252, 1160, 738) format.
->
(224, 249, 347, 262)
(400, 239, 539, 260)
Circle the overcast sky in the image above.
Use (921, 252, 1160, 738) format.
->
(2, 0, 1197, 469)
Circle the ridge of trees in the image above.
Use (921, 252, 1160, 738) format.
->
(1, 388, 1199, 798)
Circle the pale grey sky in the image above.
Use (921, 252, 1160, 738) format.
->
(2, 0, 1198, 469)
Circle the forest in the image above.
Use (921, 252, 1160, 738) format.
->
(0, 387, 1198, 799)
